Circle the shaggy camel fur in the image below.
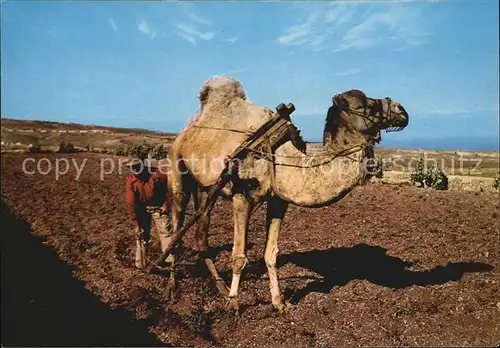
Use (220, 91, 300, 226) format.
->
(167, 77, 409, 312)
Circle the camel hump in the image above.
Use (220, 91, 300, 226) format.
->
(199, 76, 247, 110)
(176, 77, 275, 186)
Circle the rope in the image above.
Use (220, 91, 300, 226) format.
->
(345, 97, 393, 129)
(193, 125, 248, 134)
(266, 137, 279, 197)
(192, 117, 371, 163)
(193, 117, 371, 161)
(193, 123, 363, 160)
(149, 201, 264, 271)
(238, 143, 369, 169)
(148, 105, 380, 275)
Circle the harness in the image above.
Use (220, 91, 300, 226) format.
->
(343, 97, 391, 128)
(192, 102, 376, 200)
(153, 101, 377, 267)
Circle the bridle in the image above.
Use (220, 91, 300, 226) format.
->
(381, 97, 403, 132)
(342, 96, 390, 123)
(341, 96, 402, 133)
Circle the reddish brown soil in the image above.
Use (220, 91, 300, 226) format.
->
(2, 153, 499, 347)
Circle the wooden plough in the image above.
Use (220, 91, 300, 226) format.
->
(152, 103, 302, 296)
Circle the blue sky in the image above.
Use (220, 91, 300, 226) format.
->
(1, 1, 499, 150)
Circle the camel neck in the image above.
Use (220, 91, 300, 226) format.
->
(324, 127, 372, 156)
(323, 106, 372, 153)
(272, 141, 369, 207)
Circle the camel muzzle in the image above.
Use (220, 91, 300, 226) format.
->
(384, 111, 409, 133)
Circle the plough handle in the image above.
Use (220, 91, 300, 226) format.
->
(154, 210, 202, 266)
(154, 102, 296, 266)
(154, 167, 232, 266)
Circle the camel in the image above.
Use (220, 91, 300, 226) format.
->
(166, 77, 409, 312)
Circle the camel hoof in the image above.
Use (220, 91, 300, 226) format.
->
(135, 260, 147, 270)
(225, 297, 240, 315)
(275, 301, 294, 314)
(167, 278, 177, 303)
(166, 285, 177, 303)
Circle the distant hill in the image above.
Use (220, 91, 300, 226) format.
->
(2, 117, 498, 179)
(1, 118, 176, 136)
(1, 117, 177, 152)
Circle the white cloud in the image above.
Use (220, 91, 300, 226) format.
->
(137, 19, 156, 39)
(335, 6, 428, 52)
(277, 13, 318, 46)
(199, 32, 215, 40)
(189, 13, 211, 26)
(227, 36, 239, 44)
(176, 30, 196, 44)
(109, 18, 117, 32)
(276, 2, 431, 53)
(174, 23, 215, 44)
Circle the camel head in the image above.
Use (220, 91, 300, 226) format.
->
(323, 89, 409, 145)
(198, 76, 247, 110)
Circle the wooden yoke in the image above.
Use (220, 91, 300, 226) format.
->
(223, 102, 306, 164)
(276, 103, 306, 153)
(154, 103, 299, 267)
(225, 102, 298, 161)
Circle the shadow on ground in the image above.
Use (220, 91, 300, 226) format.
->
(244, 243, 494, 305)
(0, 199, 166, 347)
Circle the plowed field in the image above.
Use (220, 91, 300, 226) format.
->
(2, 153, 499, 346)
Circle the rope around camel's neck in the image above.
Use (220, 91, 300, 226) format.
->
(270, 126, 376, 207)
(323, 103, 381, 156)
(323, 123, 376, 161)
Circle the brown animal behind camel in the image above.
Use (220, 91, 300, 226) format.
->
(167, 77, 409, 312)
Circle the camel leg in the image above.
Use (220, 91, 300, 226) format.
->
(168, 153, 190, 229)
(168, 157, 192, 252)
(194, 189, 230, 297)
(191, 188, 229, 297)
(166, 157, 191, 300)
(227, 193, 251, 312)
(170, 187, 190, 242)
(166, 193, 189, 301)
(265, 197, 289, 312)
(194, 189, 210, 253)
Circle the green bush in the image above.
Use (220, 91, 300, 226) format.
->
(411, 156, 448, 190)
(150, 144, 169, 160)
(108, 143, 169, 159)
(424, 166, 449, 190)
(113, 146, 128, 156)
(58, 141, 76, 153)
(494, 172, 500, 190)
(410, 157, 426, 187)
(128, 144, 148, 160)
(374, 155, 383, 178)
(116, 143, 169, 159)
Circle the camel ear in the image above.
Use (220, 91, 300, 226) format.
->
(332, 94, 348, 111)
